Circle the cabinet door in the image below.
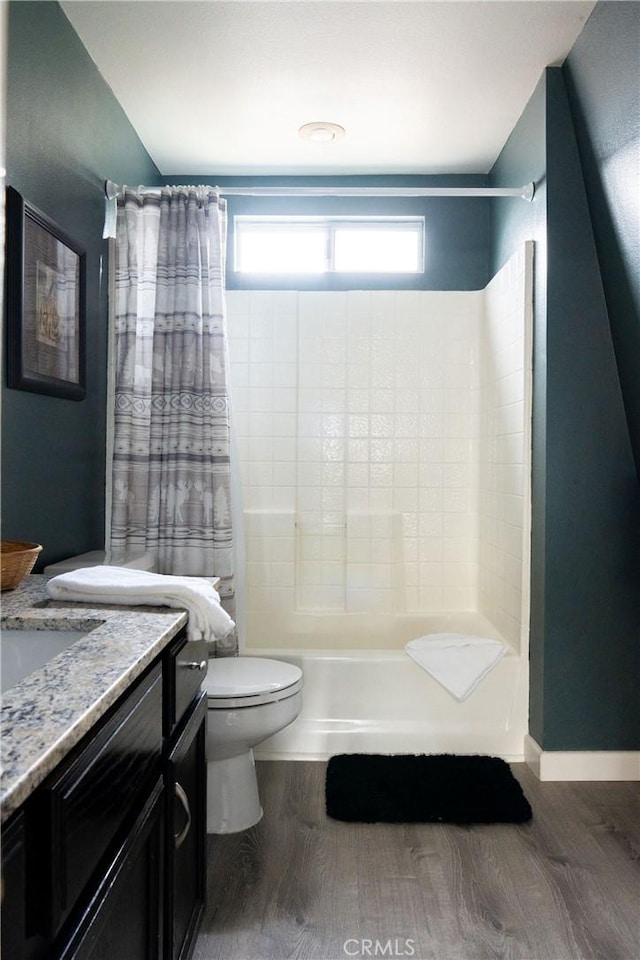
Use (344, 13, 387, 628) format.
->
(58, 779, 164, 960)
(163, 629, 208, 738)
(1, 811, 26, 960)
(29, 663, 163, 941)
(165, 693, 207, 960)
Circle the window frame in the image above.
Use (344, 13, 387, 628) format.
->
(233, 215, 425, 276)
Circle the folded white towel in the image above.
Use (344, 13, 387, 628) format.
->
(405, 633, 507, 701)
(46, 566, 235, 646)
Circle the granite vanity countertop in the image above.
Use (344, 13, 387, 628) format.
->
(1, 575, 188, 822)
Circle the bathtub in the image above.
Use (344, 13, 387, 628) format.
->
(248, 612, 529, 762)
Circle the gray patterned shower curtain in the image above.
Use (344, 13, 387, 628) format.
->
(107, 186, 237, 654)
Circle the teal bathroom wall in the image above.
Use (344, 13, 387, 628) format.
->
(491, 18, 640, 749)
(563, 1, 640, 478)
(162, 174, 492, 291)
(1, 1, 160, 568)
(543, 67, 639, 750)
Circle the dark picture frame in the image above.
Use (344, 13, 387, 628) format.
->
(5, 186, 86, 400)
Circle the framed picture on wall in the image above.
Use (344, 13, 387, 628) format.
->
(5, 186, 86, 400)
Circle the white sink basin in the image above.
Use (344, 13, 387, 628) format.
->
(1, 628, 91, 693)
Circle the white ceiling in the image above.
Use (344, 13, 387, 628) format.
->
(61, 0, 595, 176)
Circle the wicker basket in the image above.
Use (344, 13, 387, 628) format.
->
(0, 541, 43, 591)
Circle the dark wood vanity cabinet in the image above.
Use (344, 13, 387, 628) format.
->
(0, 627, 207, 960)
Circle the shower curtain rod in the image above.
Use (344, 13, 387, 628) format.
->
(104, 180, 535, 201)
(210, 184, 535, 200)
(103, 178, 534, 237)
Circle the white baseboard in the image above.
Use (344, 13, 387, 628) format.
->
(525, 735, 640, 781)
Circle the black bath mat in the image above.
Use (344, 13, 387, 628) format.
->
(326, 754, 532, 824)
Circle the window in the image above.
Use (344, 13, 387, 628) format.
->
(234, 216, 424, 275)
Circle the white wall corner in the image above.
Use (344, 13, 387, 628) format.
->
(525, 735, 640, 781)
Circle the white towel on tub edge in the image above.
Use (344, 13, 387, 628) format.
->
(405, 633, 507, 701)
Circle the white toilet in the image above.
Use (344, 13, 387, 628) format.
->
(43, 552, 301, 833)
(202, 657, 303, 834)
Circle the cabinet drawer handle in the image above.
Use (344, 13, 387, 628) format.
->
(174, 782, 191, 849)
(180, 660, 208, 671)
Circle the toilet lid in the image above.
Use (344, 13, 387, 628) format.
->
(204, 657, 302, 701)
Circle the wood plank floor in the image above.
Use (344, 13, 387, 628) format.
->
(193, 761, 640, 960)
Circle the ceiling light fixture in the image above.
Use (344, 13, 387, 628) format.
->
(298, 122, 346, 143)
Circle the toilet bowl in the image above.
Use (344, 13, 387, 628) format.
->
(203, 657, 303, 834)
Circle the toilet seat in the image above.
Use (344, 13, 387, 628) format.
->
(204, 657, 303, 709)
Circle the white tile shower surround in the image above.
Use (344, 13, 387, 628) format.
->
(479, 244, 533, 652)
(226, 245, 533, 758)
(226, 249, 532, 644)
(228, 291, 484, 625)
